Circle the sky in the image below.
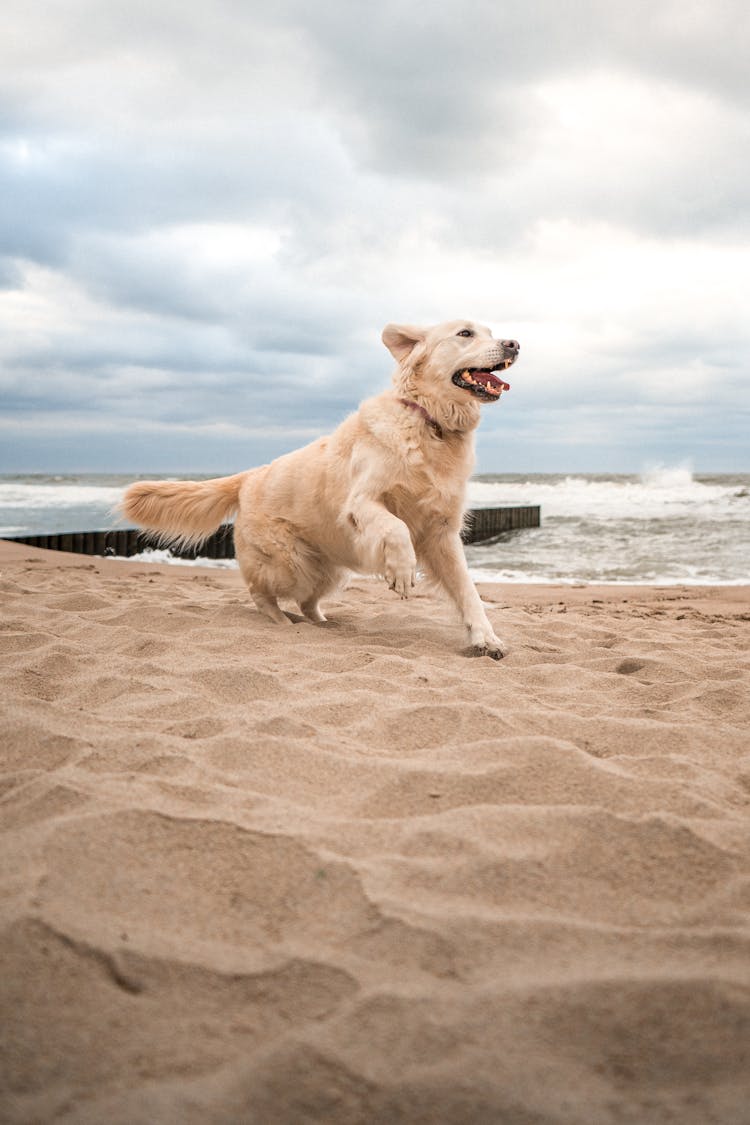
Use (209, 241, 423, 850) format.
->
(1, 0, 748, 474)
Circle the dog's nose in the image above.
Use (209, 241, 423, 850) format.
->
(501, 339, 519, 354)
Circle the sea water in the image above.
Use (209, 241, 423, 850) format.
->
(1, 468, 748, 585)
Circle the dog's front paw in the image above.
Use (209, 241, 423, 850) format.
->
(467, 642, 506, 661)
(466, 628, 509, 661)
(386, 565, 416, 598)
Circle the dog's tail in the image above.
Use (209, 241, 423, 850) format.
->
(120, 472, 246, 549)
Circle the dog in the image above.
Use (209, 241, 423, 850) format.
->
(121, 319, 520, 658)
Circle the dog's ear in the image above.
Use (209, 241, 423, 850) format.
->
(382, 324, 426, 363)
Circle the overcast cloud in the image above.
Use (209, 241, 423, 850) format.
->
(1, 0, 748, 472)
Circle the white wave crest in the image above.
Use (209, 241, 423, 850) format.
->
(468, 468, 743, 521)
(0, 483, 125, 509)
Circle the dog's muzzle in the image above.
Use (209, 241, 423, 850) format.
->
(451, 341, 519, 402)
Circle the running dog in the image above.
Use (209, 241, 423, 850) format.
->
(122, 319, 519, 658)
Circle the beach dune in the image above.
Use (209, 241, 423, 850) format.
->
(1, 539, 749, 1124)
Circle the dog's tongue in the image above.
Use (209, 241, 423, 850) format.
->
(475, 371, 510, 395)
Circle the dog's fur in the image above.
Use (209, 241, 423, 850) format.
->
(121, 319, 519, 658)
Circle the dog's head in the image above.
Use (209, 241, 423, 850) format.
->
(382, 320, 519, 409)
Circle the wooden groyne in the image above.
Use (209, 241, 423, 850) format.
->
(462, 506, 540, 543)
(4, 506, 540, 559)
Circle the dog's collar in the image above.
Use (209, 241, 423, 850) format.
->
(398, 398, 443, 439)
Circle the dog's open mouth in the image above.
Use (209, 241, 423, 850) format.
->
(451, 360, 513, 402)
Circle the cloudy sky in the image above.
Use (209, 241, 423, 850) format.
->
(1, 0, 748, 474)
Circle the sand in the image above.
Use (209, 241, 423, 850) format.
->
(1, 537, 749, 1125)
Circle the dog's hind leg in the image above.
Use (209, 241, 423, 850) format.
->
(251, 591, 291, 625)
(298, 568, 346, 624)
(299, 597, 327, 623)
(235, 525, 293, 625)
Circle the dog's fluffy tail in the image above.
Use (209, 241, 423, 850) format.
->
(120, 473, 246, 549)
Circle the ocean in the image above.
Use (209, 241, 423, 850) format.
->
(1, 468, 748, 586)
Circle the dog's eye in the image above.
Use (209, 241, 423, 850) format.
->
(456, 329, 473, 338)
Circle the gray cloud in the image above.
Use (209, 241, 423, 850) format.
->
(284, 0, 750, 175)
(1, 0, 749, 473)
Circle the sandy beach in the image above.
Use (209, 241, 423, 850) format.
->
(1, 537, 749, 1124)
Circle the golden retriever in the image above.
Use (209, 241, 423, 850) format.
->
(121, 319, 519, 658)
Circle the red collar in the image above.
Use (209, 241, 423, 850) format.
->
(398, 398, 443, 439)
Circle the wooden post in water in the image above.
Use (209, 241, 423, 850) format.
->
(3, 506, 540, 557)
